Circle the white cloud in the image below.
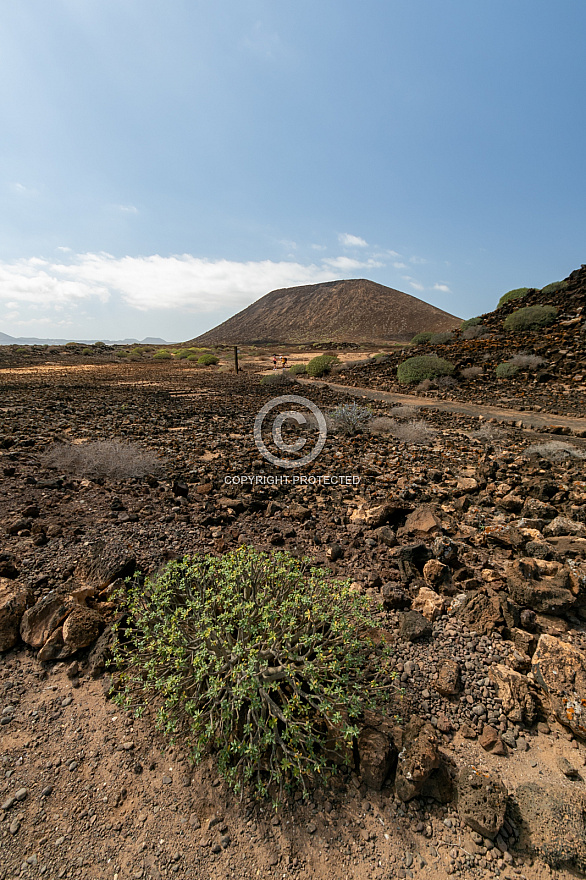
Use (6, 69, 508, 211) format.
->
(409, 256, 427, 265)
(402, 275, 425, 292)
(338, 233, 368, 248)
(0, 253, 338, 314)
(433, 283, 451, 293)
(114, 204, 139, 214)
(324, 256, 383, 272)
(393, 261, 407, 269)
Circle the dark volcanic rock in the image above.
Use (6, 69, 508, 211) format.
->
(457, 765, 507, 839)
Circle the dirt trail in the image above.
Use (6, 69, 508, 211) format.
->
(301, 378, 586, 434)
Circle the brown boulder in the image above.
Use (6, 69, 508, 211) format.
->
(395, 716, 440, 802)
(507, 557, 576, 615)
(20, 591, 75, 649)
(62, 606, 106, 650)
(489, 664, 538, 727)
(532, 634, 586, 738)
(76, 539, 136, 589)
(422, 559, 450, 589)
(413, 586, 445, 621)
(357, 728, 396, 791)
(434, 659, 461, 696)
(457, 765, 507, 839)
(0, 580, 32, 652)
(453, 590, 504, 635)
(398, 506, 441, 538)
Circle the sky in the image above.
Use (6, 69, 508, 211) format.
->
(1, 1, 585, 342)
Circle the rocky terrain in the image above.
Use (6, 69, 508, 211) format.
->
(338, 266, 586, 418)
(0, 342, 585, 879)
(190, 279, 460, 345)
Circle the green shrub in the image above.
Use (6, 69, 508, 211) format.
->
(410, 331, 433, 345)
(306, 354, 338, 377)
(540, 280, 568, 295)
(497, 287, 530, 308)
(130, 347, 144, 358)
(81, 347, 94, 356)
(397, 355, 455, 385)
(197, 353, 219, 365)
(260, 372, 294, 386)
(153, 349, 172, 360)
(288, 363, 307, 375)
(460, 317, 481, 331)
(429, 331, 454, 345)
(186, 354, 199, 361)
(496, 362, 520, 379)
(503, 305, 557, 332)
(116, 350, 130, 358)
(112, 547, 391, 797)
(174, 349, 189, 359)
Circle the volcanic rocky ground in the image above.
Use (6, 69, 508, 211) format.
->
(0, 350, 586, 880)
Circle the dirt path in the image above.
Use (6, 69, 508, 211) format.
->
(300, 378, 586, 435)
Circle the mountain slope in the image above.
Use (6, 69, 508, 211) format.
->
(189, 279, 460, 345)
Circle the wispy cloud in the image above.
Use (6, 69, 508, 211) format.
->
(433, 283, 451, 293)
(0, 253, 337, 314)
(402, 275, 425, 292)
(338, 233, 368, 248)
(324, 256, 383, 272)
(393, 261, 407, 269)
(113, 204, 139, 214)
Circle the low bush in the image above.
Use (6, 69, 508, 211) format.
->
(369, 417, 436, 446)
(389, 405, 418, 419)
(503, 305, 557, 332)
(460, 317, 482, 331)
(461, 366, 483, 379)
(429, 331, 454, 345)
(496, 362, 520, 379)
(397, 355, 455, 385)
(462, 325, 489, 340)
(174, 350, 189, 359)
(288, 363, 307, 375)
(153, 349, 172, 360)
(260, 372, 295, 386)
(112, 546, 391, 797)
(410, 331, 433, 345)
(197, 353, 219, 365)
(497, 287, 530, 308)
(540, 280, 568, 295)
(507, 353, 545, 370)
(524, 441, 586, 462)
(81, 347, 94, 356)
(43, 440, 164, 479)
(329, 402, 372, 435)
(306, 355, 339, 377)
(116, 350, 130, 358)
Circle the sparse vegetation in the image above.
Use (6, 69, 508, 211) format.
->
(429, 331, 454, 345)
(462, 325, 489, 340)
(260, 372, 295, 386)
(197, 353, 219, 365)
(397, 355, 455, 385)
(329, 402, 372, 435)
(540, 280, 568, 295)
(306, 354, 339, 377)
(43, 440, 164, 480)
(112, 546, 390, 797)
(288, 363, 307, 375)
(507, 353, 546, 370)
(496, 362, 520, 379)
(460, 317, 482, 331)
(497, 287, 530, 308)
(368, 417, 436, 446)
(524, 441, 586, 462)
(153, 349, 172, 360)
(461, 366, 483, 379)
(503, 305, 557, 332)
(410, 331, 433, 345)
(173, 349, 189, 359)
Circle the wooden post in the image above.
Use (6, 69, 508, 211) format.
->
(234, 345, 239, 374)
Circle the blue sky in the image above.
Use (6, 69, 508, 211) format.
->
(1, 0, 585, 341)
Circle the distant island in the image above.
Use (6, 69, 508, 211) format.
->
(0, 333, 167, 346)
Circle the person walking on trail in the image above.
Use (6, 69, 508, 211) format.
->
(283, 357, 288, 369)
(272, 354, 277, 370)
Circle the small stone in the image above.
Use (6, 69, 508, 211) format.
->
(306, 821, 317, 834)
(14, 788, 28, 802)
(1, 796, 15, 811)
(41, 785, 54, 797)
(161, 775, 172, 785)
(61, 696, 73, 708)
(10, 819, 20, 835)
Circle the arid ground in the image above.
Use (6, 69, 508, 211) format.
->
(1, 352, 586, 880)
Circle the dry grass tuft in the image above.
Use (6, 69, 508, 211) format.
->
(43, 440, 165, 480)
